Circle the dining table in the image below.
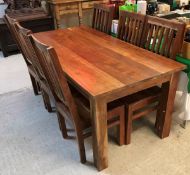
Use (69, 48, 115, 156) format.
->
(33, 26, 186, 171)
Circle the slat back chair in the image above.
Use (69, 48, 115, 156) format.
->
(14, 22, 45, 81)
(4, 14, 40, 95)
(117, 11, 146, 46)
(92, 4, 114, 34)
(4, 14, 31, 65)
(14, 22, 53, 112)
(30, 35, 125, 164)
(4, 15, 20, 48)
(124, 16, 186, 145)
(30, 35, 88, 163)
(141, 16, 186, 59)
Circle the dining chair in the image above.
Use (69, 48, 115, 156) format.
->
(117, 10, 146, 46)
(92, 3, 114, 34)
(124, 16, 186, 145)
(141, 16, 186, 59)
(4, 14, 40, 96)
(124, 86, 161, 144)
(13, 22, 54, 112)
(30, 35, 125, 163)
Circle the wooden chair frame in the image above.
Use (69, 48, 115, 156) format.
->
(117, 13, 186, 145)
(141, 16, 186, 59)
(4, 14, 40, 96)
(13, 22, 53, 112)
(92, 3, 114, 34)
(117, 10, 146, 46)
(30, 35, 125, 164)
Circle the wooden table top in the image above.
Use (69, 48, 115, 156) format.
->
(33, 26, 186, 98)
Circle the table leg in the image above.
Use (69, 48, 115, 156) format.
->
(90, 97, 108, 171)
(155, 72, 180, 138)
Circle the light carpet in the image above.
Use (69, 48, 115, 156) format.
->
(0, 53, 31, 95)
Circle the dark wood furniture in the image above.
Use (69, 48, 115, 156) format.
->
(0, 4, 54, 57)
(117, 14, 186, 145)
(14, 21, 53, 112)
(124, 86, 161, 144)
(109, 0, 125, 19)
(30, 34, 125, 163)
(92, 3, 114, 34)
(4, 14, 40, 96)
(47, 0, 108, 29)
(117, 11, 146, 46)
(141, 16, 186, 59)
(33, 26, 185, 171)
(4, 14, 53, 112)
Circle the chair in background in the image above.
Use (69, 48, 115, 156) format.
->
(92, 3, 114, 34)
(124, 16, 186, 145)
(14, 22, 53, 112)
(4, 14, 53, 112)
(30, 35, 126, 163)
(140, 16, 186, 59)
(109, 0, 125, 19)
(117, 10, 146, 46)
(4, 14, 40, 96)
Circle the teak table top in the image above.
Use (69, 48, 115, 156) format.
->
(34, 26, 185, 98)
(33, 26, 186, 171)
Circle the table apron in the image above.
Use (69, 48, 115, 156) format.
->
(96, 73, 172, 103)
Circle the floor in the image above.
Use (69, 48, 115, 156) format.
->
(0, 52, 190, 175)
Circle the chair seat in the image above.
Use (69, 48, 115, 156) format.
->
(57, 86, 125, 131)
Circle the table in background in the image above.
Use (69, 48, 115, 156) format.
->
(34, 26, 185, 171)
(47, 0, 108, 29)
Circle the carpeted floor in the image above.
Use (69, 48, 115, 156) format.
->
(0, 53, 31, 95)
(0, 53, 190, 175)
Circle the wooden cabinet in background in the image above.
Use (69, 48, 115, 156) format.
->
(48, 0, 109, 29)
(0, 16, 54, 57)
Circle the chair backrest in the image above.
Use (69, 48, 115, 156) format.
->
(4, 14, 21, 49)
(140, 16, 186, 59)
(30, 35, 80, 124)
(4, 14, 32, 65)
(92, 3, 114, 34)
(117, 10, 146, 46)
(14, 22, 46, 80)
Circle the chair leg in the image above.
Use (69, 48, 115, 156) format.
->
(29, 74, 39, 95)
(57, 112, 68, 139)
(36, 81, 41, 93)
(41, 90, 48, 109)
(125, 105, 133, 145)
(41, 90, 52, 112)
(57, 112, 86, 163)
(117, 106, 125, 146)
(181, 120, 188, 129)
(74, 124, 86, 164)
